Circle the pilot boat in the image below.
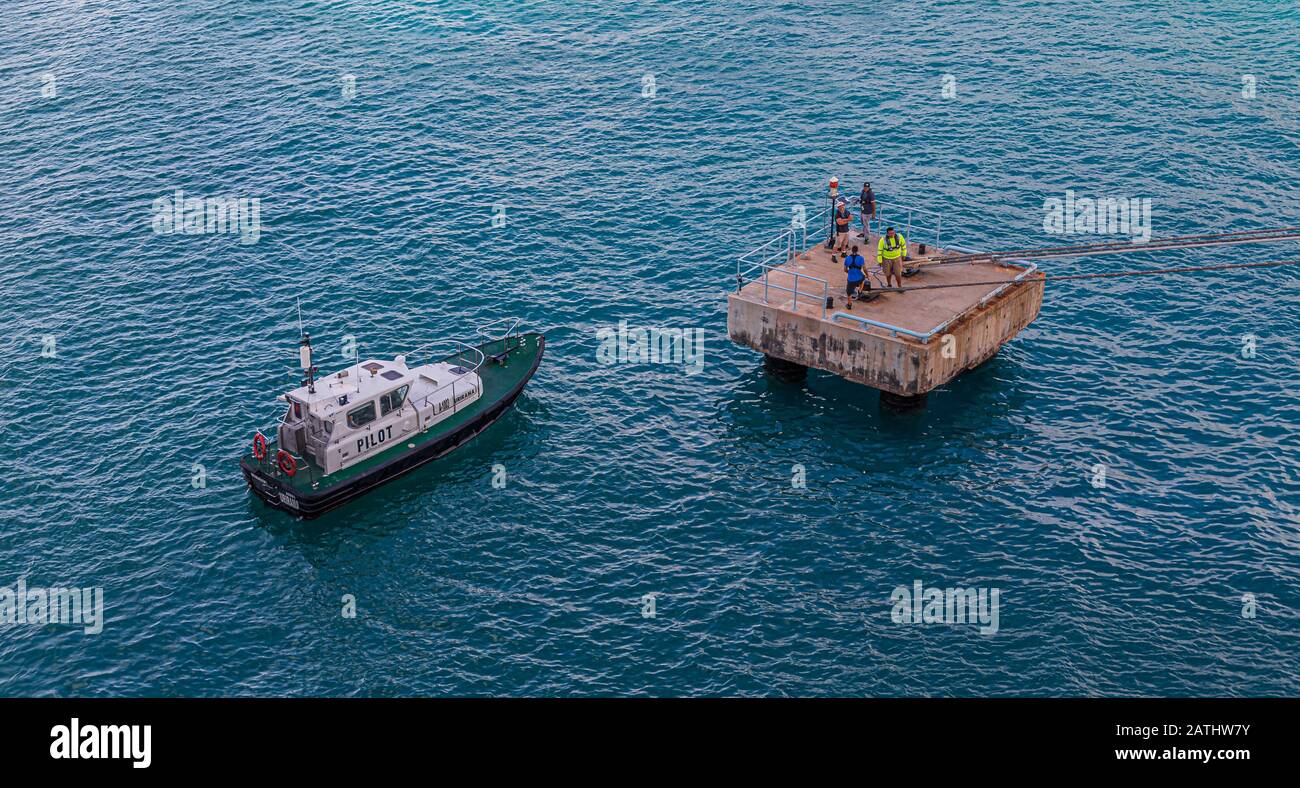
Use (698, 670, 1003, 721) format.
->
(241, 319, 544, 519)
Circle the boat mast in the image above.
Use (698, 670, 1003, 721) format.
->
(297, 296, 317, 394)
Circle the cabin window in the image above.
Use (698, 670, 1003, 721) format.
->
(346, 401, 377, 429)
(380, 385, 409, 416)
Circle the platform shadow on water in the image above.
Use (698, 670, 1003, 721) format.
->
(720, 344, 1035, 449)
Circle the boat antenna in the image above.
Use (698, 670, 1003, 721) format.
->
(297, 296, 316, 394)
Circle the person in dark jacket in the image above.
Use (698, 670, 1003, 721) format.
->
(858, 182, 875, 239)
(833, 199, 852, 251)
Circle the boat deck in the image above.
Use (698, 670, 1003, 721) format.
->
(735, 231, 1026, 339)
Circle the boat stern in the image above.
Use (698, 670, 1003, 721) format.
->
(240, 453, 312, 517)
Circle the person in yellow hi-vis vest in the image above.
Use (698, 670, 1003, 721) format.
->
(877, 226, 907, 290)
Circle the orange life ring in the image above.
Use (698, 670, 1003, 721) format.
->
(276, 450, 297, 477)
(252, 432, 267, 460)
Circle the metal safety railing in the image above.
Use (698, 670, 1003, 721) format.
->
(864, 198, 943, 250)
(735, 204, 832, 319)
(829, 312, 932, 340)
(733, 193, 1027, 332)
(475, 317, 524, 352)
(403, 340, 487, 421)
(250, 426, 324, 488)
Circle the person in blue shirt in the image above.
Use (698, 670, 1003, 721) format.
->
(843, 245, 867, 309)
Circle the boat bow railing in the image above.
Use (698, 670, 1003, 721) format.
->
(475, 317, 524, 351)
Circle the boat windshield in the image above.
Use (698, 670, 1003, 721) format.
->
(380, 385, 409, 416)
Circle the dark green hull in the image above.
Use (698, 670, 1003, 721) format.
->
(241, 333, 544, 519)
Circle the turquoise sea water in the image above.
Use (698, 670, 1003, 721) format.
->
(1, 0, 1297, 696)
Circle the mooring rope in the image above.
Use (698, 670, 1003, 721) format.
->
(878, 258, 1300, 293)
(919, 227, 1300, 266)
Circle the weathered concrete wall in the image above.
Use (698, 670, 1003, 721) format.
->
(920, 275, 1045, 392)
(727, 275, 1045, 395)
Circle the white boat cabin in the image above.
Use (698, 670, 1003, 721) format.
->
(276, 355, 482, 474)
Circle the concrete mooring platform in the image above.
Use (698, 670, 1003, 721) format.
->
(727, 201, 1045, 400)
